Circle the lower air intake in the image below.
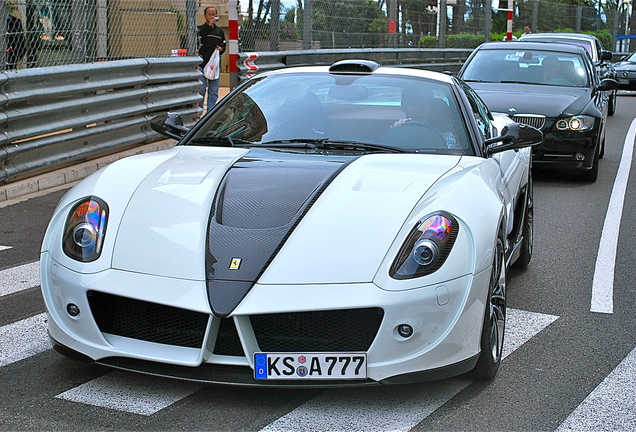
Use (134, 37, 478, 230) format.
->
(87, 290, 209, 348)
(250, 308, 384, 352)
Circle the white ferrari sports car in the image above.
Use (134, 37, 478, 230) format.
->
(40, 60, 542, 387)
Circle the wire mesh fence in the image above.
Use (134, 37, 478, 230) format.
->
(3, 0, 192, 70)
(3, 0, 635, 71)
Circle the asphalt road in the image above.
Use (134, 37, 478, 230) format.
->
(1, 95, 635, 431)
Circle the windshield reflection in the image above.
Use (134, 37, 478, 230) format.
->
(190, 73, 473, 155)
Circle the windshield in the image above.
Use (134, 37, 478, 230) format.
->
(522, 37, 594, 60)
(462, 49, 590, 87)
(189, 73, 474, 155)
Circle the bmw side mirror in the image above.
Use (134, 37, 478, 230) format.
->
(600, 50, 613, 62)
(598, 78, 619, 92)
(485, 123, 543, 156)
(151, 112, 190, 140)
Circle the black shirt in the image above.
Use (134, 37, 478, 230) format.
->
(198, 23, 226, 68)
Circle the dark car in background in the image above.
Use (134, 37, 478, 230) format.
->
(613, 51, 636, 90)
(519, 32, 618, 115)
(459, 41, 619, 182)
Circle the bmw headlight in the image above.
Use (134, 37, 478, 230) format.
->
(63, 197, 109, 262)
(554, 116, 594, 132)
(390, 213, 459, 280)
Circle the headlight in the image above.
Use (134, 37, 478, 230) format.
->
(554, 115, 594, 132)
(63, 197, 109, 262)
(390, 213, 459, 280)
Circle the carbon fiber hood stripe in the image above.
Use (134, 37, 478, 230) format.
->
(206, 148, 355, 317)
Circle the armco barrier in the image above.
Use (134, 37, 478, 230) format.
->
(1, 48, 471, 186)
(237, 48, 473, 81)
(0, 57, 202, 185)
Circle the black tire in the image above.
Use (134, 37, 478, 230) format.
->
(513, 172, 533, 269)
(599, 137, 605, 159)
(580, 144, 600, 182)
(470, 234, 506, 380)
(608, 91, 617, 116)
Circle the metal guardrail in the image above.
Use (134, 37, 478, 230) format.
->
(237, 48, 473, 80)
(0, 48, 471, 186)
(0, 56, 202, 184)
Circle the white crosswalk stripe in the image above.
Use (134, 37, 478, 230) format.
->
(56, 371, 207, 416)
(0, 245, 12, 252)
(556, 346, 636, 432)
(0, 313, 51, 367)
(0, 261, 40, 296)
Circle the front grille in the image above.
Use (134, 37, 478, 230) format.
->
(251, 308, 384, 352)
(87, 291, 209, 348)
(512, 114, 546, 129)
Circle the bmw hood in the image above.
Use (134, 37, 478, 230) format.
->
(614, 61, 636, 70)
(468, 82, 591, 118)
(111, 147, 461, 297)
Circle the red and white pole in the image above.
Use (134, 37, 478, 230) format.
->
(506, 0, 514, 41)
(228, 0, 239, 89)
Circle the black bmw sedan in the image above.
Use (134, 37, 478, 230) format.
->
(459, 41, 619, 181)
(614, 51, 636, 90)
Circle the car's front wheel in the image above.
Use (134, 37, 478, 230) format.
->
(608, 90, 617, 116)
(470, 234, 506, 380)
(513, 174, 533, 269)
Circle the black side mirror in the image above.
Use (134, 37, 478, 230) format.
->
(151, 112, 190, 140)
(600, 50, 613, 62)
(485, 122, 543, 156)
(598, 78, 619, 92)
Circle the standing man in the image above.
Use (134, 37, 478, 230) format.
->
(6, 12, 26, 69)
(198, 6, 226, 110)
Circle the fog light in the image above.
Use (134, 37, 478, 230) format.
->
(397, 324, 413, 338)
(575, 153, 585, 161)
(67, 303, 80, 317)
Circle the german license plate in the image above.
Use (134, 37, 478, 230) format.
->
(618, 79, 630, 85)
(254, 353, 367, 380)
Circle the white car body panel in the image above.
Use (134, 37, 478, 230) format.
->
(40, 63, 538, 386)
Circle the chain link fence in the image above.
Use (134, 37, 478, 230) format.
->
(3, 0, 196, 70)
(3, 0, 635, 72)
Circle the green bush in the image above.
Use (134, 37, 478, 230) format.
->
(418, 29, 614, 50)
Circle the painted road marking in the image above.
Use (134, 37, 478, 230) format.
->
(56, 371, 207, 416)
(0, 261, 40, 297)
(556, 346, 636, 431)
(258, 308, 559, 432)
(0, 245, 12, 252)
(591, 118, 636, 314)
(0, 313, 51, 367)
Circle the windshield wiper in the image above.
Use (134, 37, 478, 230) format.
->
(500, 80, 536, 85)
(189, 136, 253, 146)
(261, 138, 410, 153)
(318, 140, 410, 153)
(257, 139, 323, 149)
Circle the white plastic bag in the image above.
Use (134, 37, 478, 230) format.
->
(203, 50, 220, 80)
